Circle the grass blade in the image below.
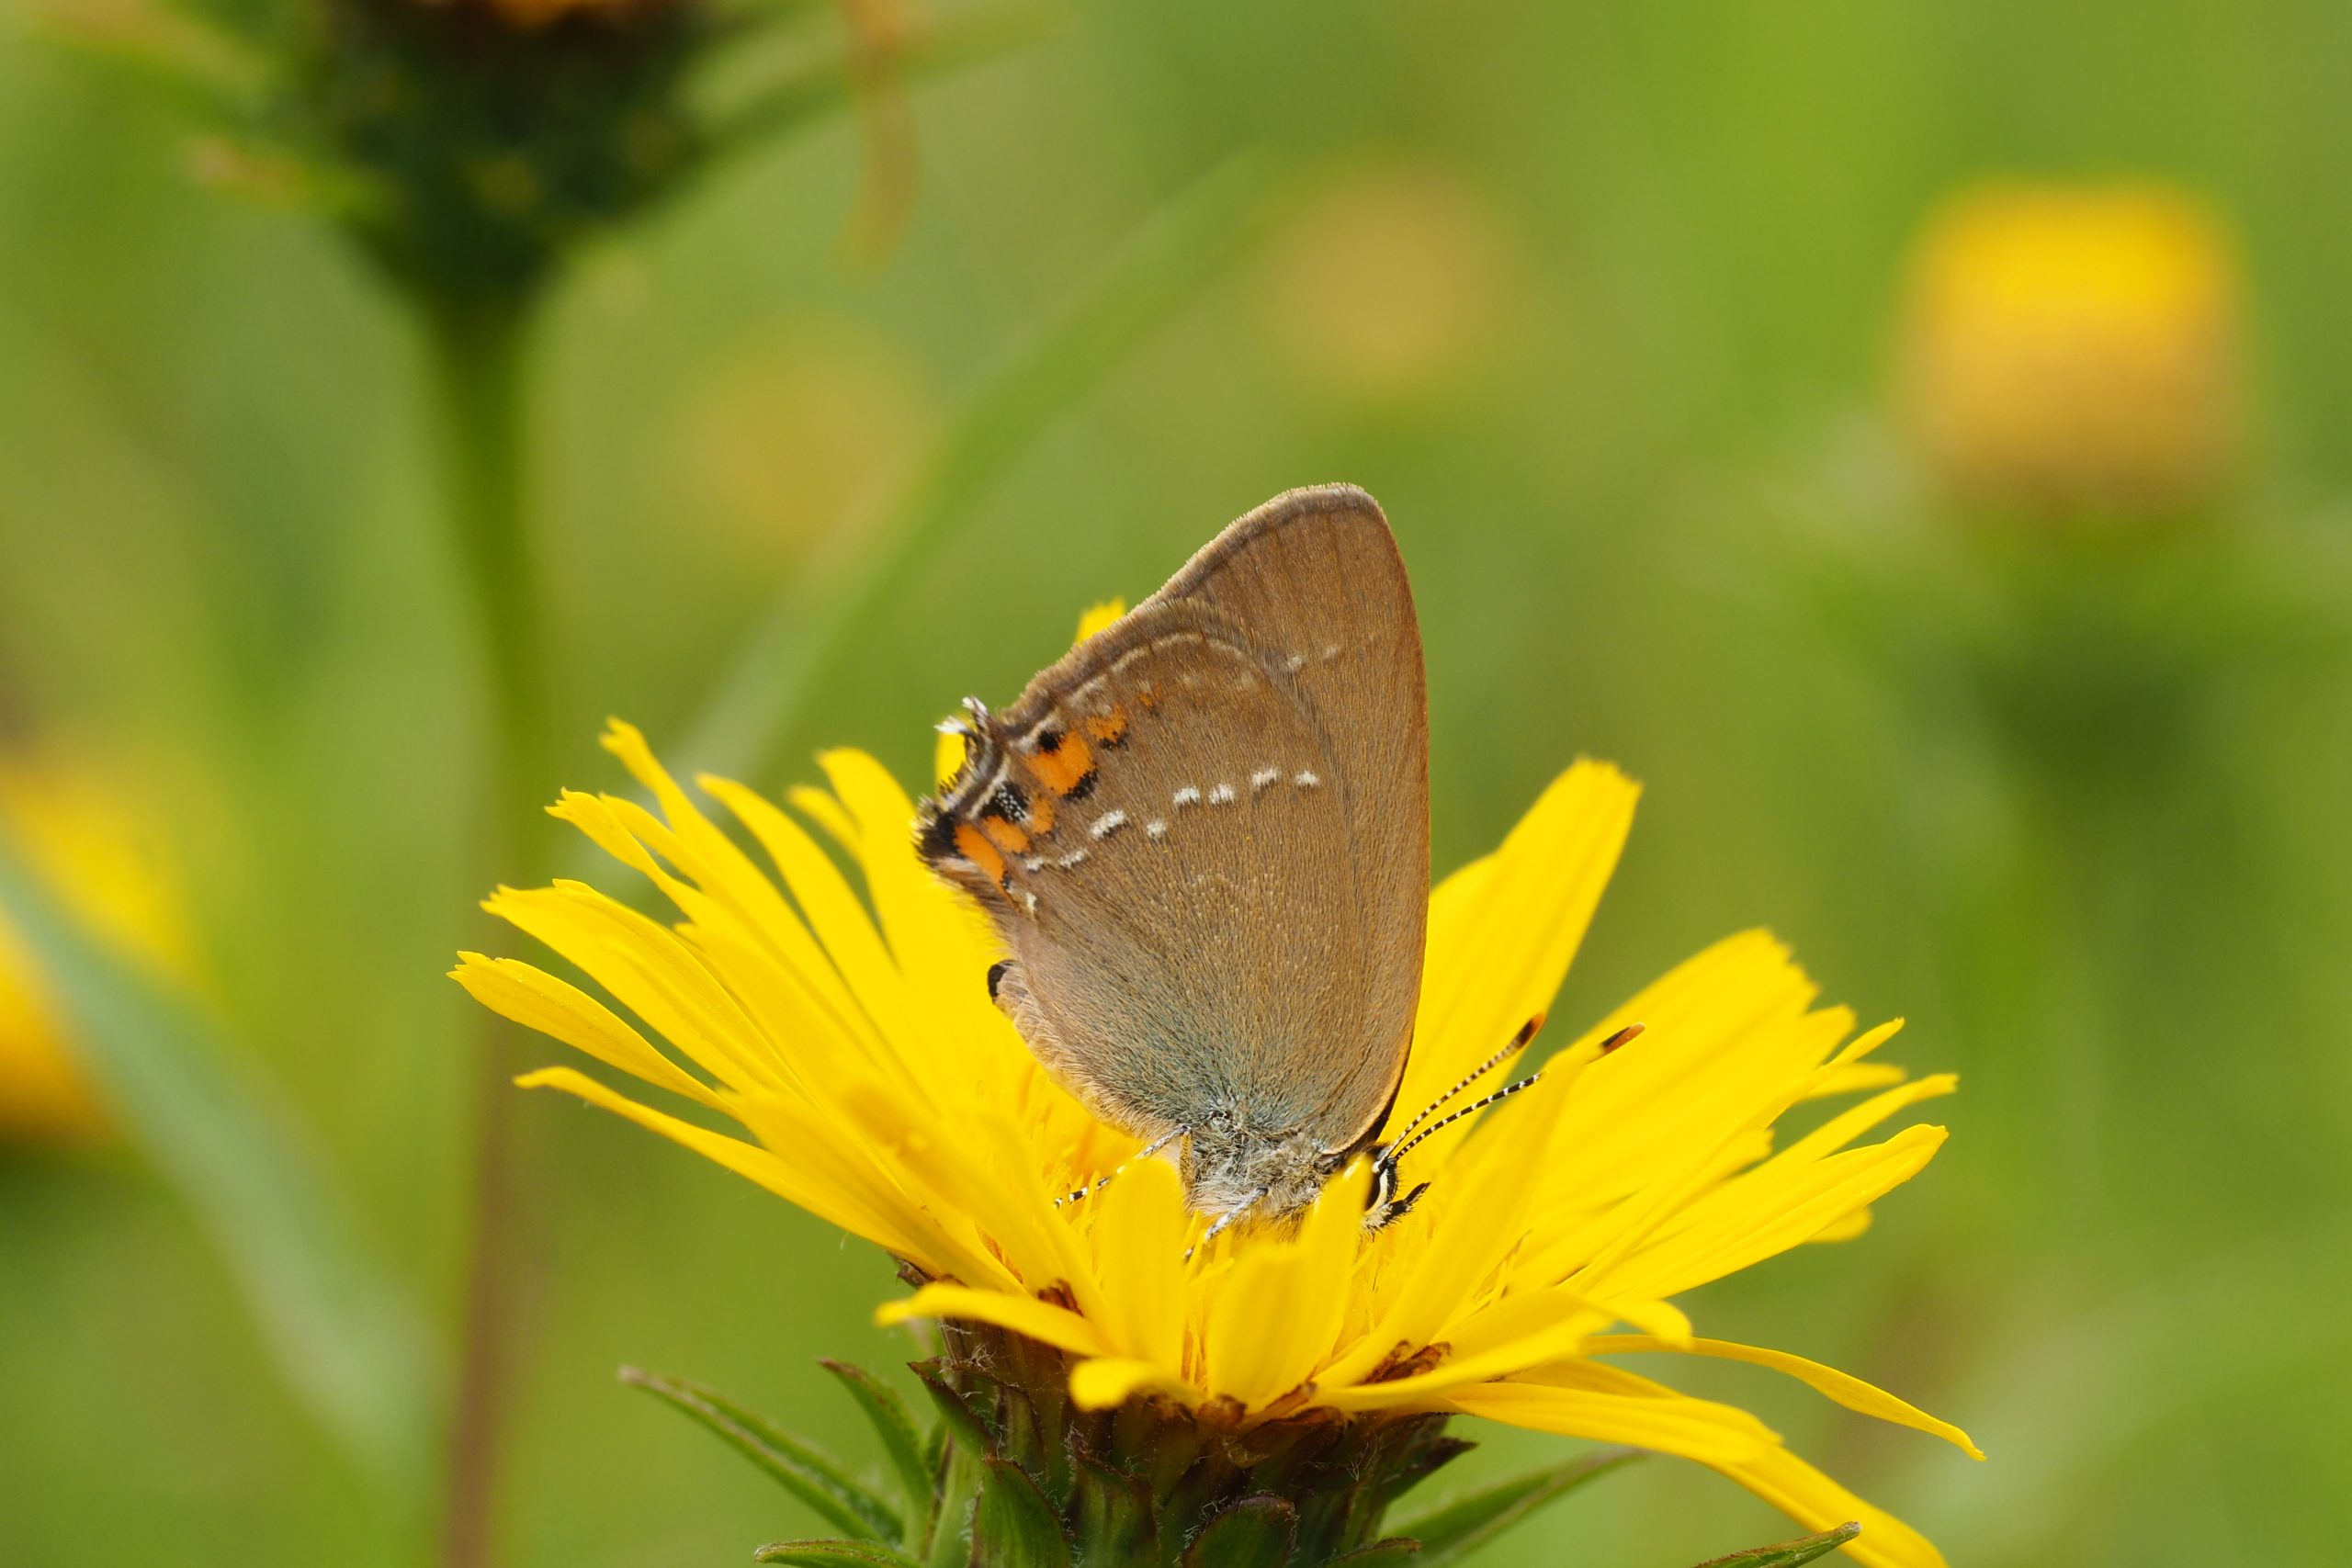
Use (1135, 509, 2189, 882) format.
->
(1688, 1520, 1863, 1567)
(754, 1541, 924, 1566)
(1384, 1446, 1641, 1565)
(0, 827, 435, 1496)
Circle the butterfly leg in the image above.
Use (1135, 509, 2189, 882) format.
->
(1185, 1190, 1269, 1261)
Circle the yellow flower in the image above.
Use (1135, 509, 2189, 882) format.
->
(1897, 181, 2245, 518)
(458, 705, 1974, 1565)
(0, 757, 192, 1143)
(1253, 161, 1526, 410)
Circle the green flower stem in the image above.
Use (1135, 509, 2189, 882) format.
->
(428, 295, 552, 846)
(424, 289, 552, 1568)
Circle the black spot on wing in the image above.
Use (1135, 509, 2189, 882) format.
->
(989, 780, 1030, 824)
(917, 807, 960, 863)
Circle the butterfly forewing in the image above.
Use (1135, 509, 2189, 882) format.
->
(919, 485, 1429, 1185)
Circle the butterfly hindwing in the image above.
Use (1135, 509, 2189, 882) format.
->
(919, 485, 1429, 1179)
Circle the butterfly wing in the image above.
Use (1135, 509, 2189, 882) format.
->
(919, 485, 1428, 1158)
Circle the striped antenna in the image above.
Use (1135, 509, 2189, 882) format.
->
(1385, 1014, 1544, 1148)
(1379, 1070, 1543, 1170)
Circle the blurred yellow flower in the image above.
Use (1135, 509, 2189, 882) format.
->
(1254, 162, 1526, 409)
(1897, 181, 2245, 518)
(459, 716, 1974, 1566)
(0, 758, 192, 1143)
(674, 321, 939, 571)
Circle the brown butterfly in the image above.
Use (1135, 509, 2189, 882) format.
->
(919, 486, 1540, 1241)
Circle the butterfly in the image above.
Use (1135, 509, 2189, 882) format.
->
(918, 485, 1544, 1243)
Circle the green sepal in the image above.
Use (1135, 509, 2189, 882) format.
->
(1068, 1452, 1157, 1564)
(1687, 1521, 1862, 1567)
(1328, 1542, 1424, 1565)
(923, 1434, 982, 1568)
(754, 1541, 925, 1567)
(1181, 1495, 1298, 1568)
(970, 1457, 1071, 1568)
(620, 1366, 902, 1543)
(1384, 1447, 1641, 1566)
(822, 1359, 934, 1524)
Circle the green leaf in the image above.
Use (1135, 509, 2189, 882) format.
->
(664, 150, 1284, 794)
(1181, 1495, 1298, 1568)
(823, 1359, 935, 1524)
(1686, 1521, 1862, 1567)
(969, 1457, 1070, 1568)
(1385, 1447, 1641, 1566)
(755, 1542, 925, 1567)
(621, 1366, 903, 1543)
(0, 829, 434, 1496)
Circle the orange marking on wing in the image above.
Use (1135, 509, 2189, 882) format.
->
(1085, 705, 1129, 746)
(1023, 792, 1057, 835)
(979, 814, 1031, 855)
(1024, 732, 1095, 796)
(954, 822, 1009, 886)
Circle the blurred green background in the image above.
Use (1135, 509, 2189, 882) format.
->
(4, 0, 2350, 1563)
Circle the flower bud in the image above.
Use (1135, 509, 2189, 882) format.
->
(1897, 182, 2245, 521)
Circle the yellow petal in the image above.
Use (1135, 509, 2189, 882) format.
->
(1809, 1207, 1873, 1243)
(933, 728, 967, 786)
(1515, 931, 1821, 1231)
(485, 884, 797, 1098)
(1204, 1164, 1369, 1409)
(454, 954, 718, 1107)
(1317, 1120, 1543, 1388)
(1087, 1154, 1188, 1370)
(1388, 761, 1639, 1169)
(877, 1283, 1113, 1360)
(1703, 1441, 1948, 1568)
(1596, 1126, 1949, 1303)
(696, 778, 923, 1058)
(1069, 1357, 1193, 1410)
(1586, 1336, 1983, 1459)
(1443, 1378, 1778, 1465)
(1074, 600, 1126, 641)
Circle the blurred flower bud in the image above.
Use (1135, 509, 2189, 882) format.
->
(1254, 162, 1526, 410)
(0, 758, 192, 1144)
(1897, 182, 2245, 521)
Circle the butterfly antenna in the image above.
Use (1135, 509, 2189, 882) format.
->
(1055, 1125, 1186, 1208)
(1385, 1014, 1545, 1148)
(1600, 1021, 1645, 1055)
(1380, 1070, 1544, 1171)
